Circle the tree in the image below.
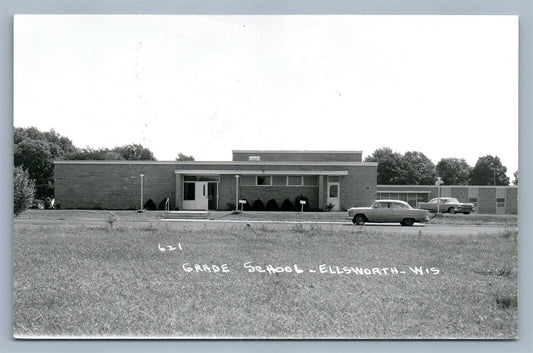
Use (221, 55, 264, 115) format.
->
(176, 153, 195, 161)
(512, 170, 518, 186)
(400, 151, 436, 185)
(435, 158, 472, 185)
(67, 147, 123, 160)
(14, 139, 54, 198)
(469, 155, 510, 185)
(113, 144, 156, 161)
(14, 127, 77, 199)
(364, 147, 404, 184)
(14, 166, 35, 216)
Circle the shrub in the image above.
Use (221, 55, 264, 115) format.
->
(295, 195, 310, 212)
(106, 213, 118, 228)
(158, 198, 169, 210)
(251, 199, 266, 211)
(280, 199, 294, 211)
(226, 202, 236, 211)
(143, 199, 156, 211)
(241, 198, 252, 211)
(14, 166, 35, 216)
(266, 199, 280, 211)
(325, 203, 335, 212)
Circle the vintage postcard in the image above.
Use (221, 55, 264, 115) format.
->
(13, 15, 518, 339)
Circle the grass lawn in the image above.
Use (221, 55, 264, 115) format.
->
(13, 211, 518, 339)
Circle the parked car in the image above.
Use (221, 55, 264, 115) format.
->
(347, 200, 430, 226)
(418, 197, 475, 214)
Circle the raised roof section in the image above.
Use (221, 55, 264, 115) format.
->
(232, 150, 363, 162)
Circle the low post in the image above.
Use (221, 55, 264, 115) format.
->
(140, 174, 145, 211)
(239, 199, 246, 212)
(235, 175, 240, 212)
(435, 176, 444, 214)
(300, 199, 306, 213)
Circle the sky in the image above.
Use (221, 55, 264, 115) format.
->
(14, 15, 518, 178)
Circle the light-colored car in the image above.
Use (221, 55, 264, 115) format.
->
(418, 197, 475, 214)
(347, 200, 430, 226)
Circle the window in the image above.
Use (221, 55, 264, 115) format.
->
(391, 202, 408, 209)
(184, 175, 219, 182)
(288, 176, 303, 186)
(329, 184, 338, 198)
(256, 176, 271, 186)
(249, 156, 261, 161)
(184, 183, 195, 200)
(496, 198, 505, 208)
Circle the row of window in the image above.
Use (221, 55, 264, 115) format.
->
(241, 175, 319, 186)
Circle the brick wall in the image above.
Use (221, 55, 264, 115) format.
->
(478, 188, 496, 214)
(55, 163, 176, 210)
(55, 161, 377, 211)
(506, 187, 518, 214)
(239, 186, 319, 210)
(339, 166, 377, 210)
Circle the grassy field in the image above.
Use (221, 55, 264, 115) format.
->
(13, 211, 518, 339)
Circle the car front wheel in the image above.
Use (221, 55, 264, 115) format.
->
(353, 215, 366, 225)
(448, 207, 456, 214)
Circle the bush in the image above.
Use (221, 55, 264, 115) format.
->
(295, 195, 310, 212)
(226, 202, 236, 211)
(241, 198, 252, 211)
(158, 198, 169, 210)
(14, 166, 36, 216)
(143, 199, 156, 211)
(266, 199, 280, 211)
(280, 199, 294, 211)
(251, 199, 266, 211)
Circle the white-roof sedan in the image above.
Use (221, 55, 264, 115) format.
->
(347, 200, 430, 226)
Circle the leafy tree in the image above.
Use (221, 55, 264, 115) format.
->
(14, 166, 35, 216)
(400, 151, 436, 185)
(364, 147, 404, 184)
(67, 147, 123, 160)
(435, 158, 472, 185)
(469, 155, 510, 185)
(14, 139, 54, 198)
(113, 144, 156, 161)
(14, 127, 77, 198)
(176, 153, 195, 161)
(512, 170, 518, 186)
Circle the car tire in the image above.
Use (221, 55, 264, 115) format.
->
(401, 218, 415, 226)
(448, 207, 456, 214)
(353, 215, 366, 226)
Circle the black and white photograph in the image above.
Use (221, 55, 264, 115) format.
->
(12, 15, 518, 339)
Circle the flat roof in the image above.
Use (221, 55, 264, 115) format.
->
(54, 160, 378, 167)
(377, 184, 517, 189)
(232, 150, 363, 154)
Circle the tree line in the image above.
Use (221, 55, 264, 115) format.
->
(364, 147, 516, 186)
